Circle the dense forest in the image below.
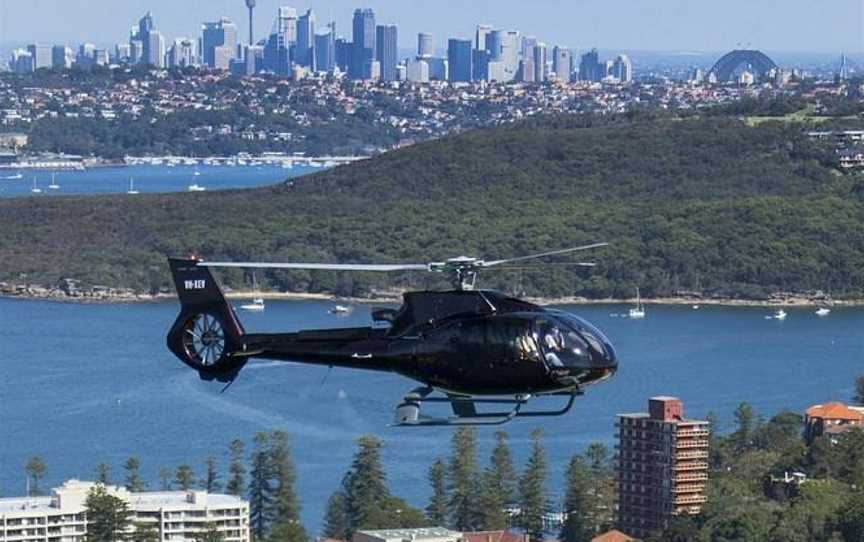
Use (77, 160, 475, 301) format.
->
(2, 114, 864, 300)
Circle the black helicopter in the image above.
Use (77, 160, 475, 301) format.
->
(166, 244, 618, 426)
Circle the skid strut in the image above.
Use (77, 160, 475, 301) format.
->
(392, 387, 581, 427)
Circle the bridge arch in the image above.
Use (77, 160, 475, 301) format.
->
(709, 50, 778, 82)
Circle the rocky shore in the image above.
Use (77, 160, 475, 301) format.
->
(1, 279, 856, 307)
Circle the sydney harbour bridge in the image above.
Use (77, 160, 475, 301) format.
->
(708, 49, 779, 82)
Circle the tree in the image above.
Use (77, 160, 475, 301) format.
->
(322, 492, 349, 539)
(426, 458, 449, 526)
(344, 435, 390, 533)
(192, 522, 225, 542)
(175, 465, 196, 491)
(583, 442, 610, 478)
(84, 484, 132, 542)
(226, 439, 246, 497)
(838, 490, 864, 542)
(487, 431, 518, 504)
(447, 427, 481, 531)
(158, 468, 173, 490)
(855, 375, 864, 405)
(268, 431, 307, 542)
(203, 456, 221, 493)
(478, 470, 508, 531)
(520, 429, 548, 542)
(124, 457, 145, 492)
(249, 433, 273, 540)
(95, 463, 111, 485)
(129, 522, 161, 542)
(732, 402, 757, 452)
(25, 457, 46, 496)
(560, 456, 593, 542)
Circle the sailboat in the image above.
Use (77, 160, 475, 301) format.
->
(31, 177, 42, 194)
(815, 307, 831, 317)
(48, 173, 60, 190)
(239, 273, 265, 311)
(628, 288, 646, 319)
(127, 178, 139, 195)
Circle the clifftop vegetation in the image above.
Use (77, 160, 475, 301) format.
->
(1, 114, 862, 300)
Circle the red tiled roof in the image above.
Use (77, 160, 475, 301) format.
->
(591, 530, 636, 542)
(806, 401, 864, 421)
(463, 531, 525, 542)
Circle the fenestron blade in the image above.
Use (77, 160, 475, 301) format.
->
(482, 243, 609, 267)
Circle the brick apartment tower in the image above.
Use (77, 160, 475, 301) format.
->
(615, 396, 710, 539)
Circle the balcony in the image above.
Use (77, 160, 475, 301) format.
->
(675, 472, 708, 482)
(676, 439, 709, 449)
(677, 428, 709, 438)
(674, 494, 707, 505)
(676, 450, 709, 460)
(673, 484, 706, 493)
(673, 461, 708, 471)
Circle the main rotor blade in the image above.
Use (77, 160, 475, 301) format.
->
(484, 262, 598, 271)
(483, 243, 609, 267)
(198, 262, 430, 272)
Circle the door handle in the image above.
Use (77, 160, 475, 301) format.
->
(351, 353, 373, 359)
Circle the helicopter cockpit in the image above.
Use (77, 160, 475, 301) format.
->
(534, 311, 617, 371)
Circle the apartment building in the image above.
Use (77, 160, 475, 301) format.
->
(0, 480, 249, 542)
(615, 396, 710, 539)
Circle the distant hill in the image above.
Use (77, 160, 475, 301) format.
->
(2, 115, 863, 300)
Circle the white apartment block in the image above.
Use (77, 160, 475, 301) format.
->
(0, 480, 249, 542)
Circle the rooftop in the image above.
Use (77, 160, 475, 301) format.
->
(806, 401, 864, 421)
(356, 528, 462, 539)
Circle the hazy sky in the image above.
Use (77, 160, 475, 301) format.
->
(0, 0, 862, 53)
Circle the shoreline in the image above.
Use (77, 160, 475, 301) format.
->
(1, 287, 856, 308)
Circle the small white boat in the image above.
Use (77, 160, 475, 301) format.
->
(240, 297, 266, 312)
(31, 177, 42, 194)
(4, 173, 23, 180)
(48, 173, 59, 190)
(815, 307, 831, 317)
(766, 309, 787, 320)
(127, 178, 139, 195)
(187, 183, 206, 192)
(329, 304, 351, 314)
(193, 168, 201, 177)
(628, 288, 646, 319)
(692, 304, 700, 310)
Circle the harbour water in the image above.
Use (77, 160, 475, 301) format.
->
(0, 163, 323, 198)
(1, 298, 861, 532)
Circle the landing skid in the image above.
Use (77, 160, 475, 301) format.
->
(392, 387, 582, 427)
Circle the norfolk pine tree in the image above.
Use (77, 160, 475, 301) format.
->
(446, 427, 481, 531)
(426, 458, 449, 527)
(124, 457, 145, 492)
(226, 439, 246, 497)
(84, 484, 131, 542)
(268, 431, 307, 542)
(519, 429, 548, 542)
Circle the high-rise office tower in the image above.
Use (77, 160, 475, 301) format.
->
(533, 42, 547, 82)
(418, 32, 434, 58)
(612, 54, 633, 83)
(472, 49, 489, 81)
(315, 23, 336, 73)
(168, 38, 197, 68)
(245, 0, 256, 45)
(335, 38, 351, 72)
(77, 43, 96, 66)
(616, 397, 709, 539)
(113, 43, 131, 63)
(26, 45, 52, 70)
(52, 45, 73, 68)
(519, 58, 535, 82)
(296, 9, 315, 68)
(579, 48, 602, 82)
(552, 46, 572, 80)
(521, 36, 537, 61)
(9, 49, 34, 73)
(839, 53, 849, 80)
(202, 18, 238, 69)
(488, 30, 519, 81)
(263, 7, 297, 75)
(375, 24, 398, 81)
(350, 8, 376, 79)
(138, 12, 164, 67)
(447, 39, 472, 82)
(475, 24, 491, 52)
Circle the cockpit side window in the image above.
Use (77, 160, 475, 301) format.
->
(536, 318, 592, 368)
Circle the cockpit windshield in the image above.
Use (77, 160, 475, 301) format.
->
(536, 312, 617, 368)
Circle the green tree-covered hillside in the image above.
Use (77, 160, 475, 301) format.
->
(1, 115, 863, 299)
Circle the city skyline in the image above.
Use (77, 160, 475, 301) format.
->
(0, 0, 862, 54)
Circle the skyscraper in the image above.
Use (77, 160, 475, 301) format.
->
(533, 42, 547, 82)
(616, 397, 709, 539)
(475, 24, 491, 52)
(417, 32, 434, 58)
(52, 45, 73, 69)
(168, 38, 197, 68)
(839, 53, 849, 80)
(447, 39, 472, 82)
(552, 46, 572, 80)
(472, 49, 489, 82)
(375, 24, 398, 81)
(579, 48, 603, 82)
(315, 23, 336, 73)
(350, 8, 375, 79)
(335, 38, 351, 72)
(296, 9, 315, 68)
(612, 54, 633, 83)
(26, 45, 52, 70)
(138, 12, 164, 67)
(202, 18, 238, 70)
(263, 7, 297, 75)
(521, 36, 537, 61)
(487, 30, 519, 81)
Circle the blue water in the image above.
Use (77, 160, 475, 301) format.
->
(1, 299, 862, 531)
(0, 164, 322, 197)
